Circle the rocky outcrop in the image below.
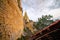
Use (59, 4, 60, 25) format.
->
(0, 0, 24, 40)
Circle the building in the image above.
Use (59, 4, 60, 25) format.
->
(30, 20, 60, 40)
(23, 12, 36, 36)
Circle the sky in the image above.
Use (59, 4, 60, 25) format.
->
(21, 0, 60, 21)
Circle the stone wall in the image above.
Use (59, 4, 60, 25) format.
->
(0, 0, 24, 40)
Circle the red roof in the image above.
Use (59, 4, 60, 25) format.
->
(30, 20, 60, 39)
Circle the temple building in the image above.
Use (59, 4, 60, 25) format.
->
(30, 20, 60, 40)
(23, 11, 36, 36)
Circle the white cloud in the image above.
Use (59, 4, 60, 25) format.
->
(48, 8, 60, 18)
(22, 0, 60, 21)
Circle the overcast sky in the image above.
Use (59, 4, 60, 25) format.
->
(21, 0, 60, 21)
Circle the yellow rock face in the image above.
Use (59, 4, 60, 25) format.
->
(0, 0, 24, 40)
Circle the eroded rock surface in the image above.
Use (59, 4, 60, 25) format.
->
(0, 0, 24, 40)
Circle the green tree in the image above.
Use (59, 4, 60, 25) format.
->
(34, 15, 54, 30)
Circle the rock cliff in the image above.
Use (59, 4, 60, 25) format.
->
(0, 0, 24, 40)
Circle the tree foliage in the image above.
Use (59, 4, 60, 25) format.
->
(34, 15, 54, 30)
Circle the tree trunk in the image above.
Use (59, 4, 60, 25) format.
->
(0, 0, 24, 40)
